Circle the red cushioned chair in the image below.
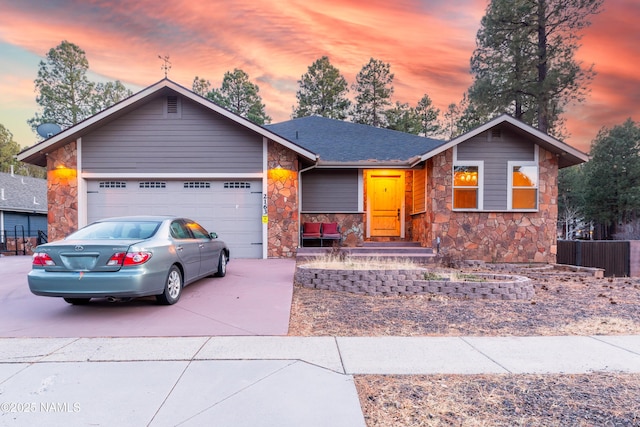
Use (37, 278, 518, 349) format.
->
(301, 222, 322, 247)
(320, 223, 341, 247)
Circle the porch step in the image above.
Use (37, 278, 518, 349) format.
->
(296, 242, 436, 264)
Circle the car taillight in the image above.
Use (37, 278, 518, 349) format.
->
(32, 252, 56, 266)
(107, 251, 152, 266)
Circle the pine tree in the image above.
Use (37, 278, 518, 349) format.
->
(205, 69, 271, 125)
(467, 0, 602, 136)
(415, 94, 441, 137)
(29, 41, 133, 133)
(583, 119, 640, 236)
(351, 58, 394, 127)
(293, 56, 350, 120)
(29, 41, 96, 130)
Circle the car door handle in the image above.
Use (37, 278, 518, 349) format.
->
(176, 245, 183, 251)
(199, 244, 205, 248)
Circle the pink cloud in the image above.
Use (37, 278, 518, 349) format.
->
(0, 0, 638, 154)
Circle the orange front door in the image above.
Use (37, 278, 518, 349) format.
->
(369, 173, 403, 237)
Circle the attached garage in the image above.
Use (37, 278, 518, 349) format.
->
(86, 179, 263, 258)
(17, 79, 317, 259)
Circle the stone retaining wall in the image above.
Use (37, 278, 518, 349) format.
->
(295, 266, 534, 300)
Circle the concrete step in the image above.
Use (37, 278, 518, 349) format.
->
(296, 245, 437, 264)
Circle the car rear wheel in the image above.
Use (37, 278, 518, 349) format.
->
(64, 298, 91, 305)
(156, 265, 182, 305)
(214, 252, 227, 277)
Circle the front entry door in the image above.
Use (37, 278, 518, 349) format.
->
(369, 172, 404, 237)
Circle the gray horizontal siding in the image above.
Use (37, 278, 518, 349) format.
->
(82, 95, 263, 174)
(457, 128, 535, 210)
(2, 212, 47, 237)
(302, 169, 359, 212)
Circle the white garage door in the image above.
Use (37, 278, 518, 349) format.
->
(87, 180, 263, 258)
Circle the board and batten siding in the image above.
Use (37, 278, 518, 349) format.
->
(302, 169, 359, 212)
(412, 167, 426, 214)
(81, 95, 263, 174)
(456, 128, 535, 210)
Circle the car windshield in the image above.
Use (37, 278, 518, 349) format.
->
(67, 221, 162, 240)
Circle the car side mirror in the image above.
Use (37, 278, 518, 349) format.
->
(209, 232, 218, 239)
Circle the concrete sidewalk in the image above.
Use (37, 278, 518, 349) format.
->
(1, 335, 639, 426)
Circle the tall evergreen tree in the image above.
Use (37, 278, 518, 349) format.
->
(467, 0, 602, 136)
(583, 119, 640, 237)
(205, 69, 271, 125)
(351, 58, 394, 127)
(385, 102, 421, 134)
(293, 56, 350, 120)
(29, 40, 133, 133)
(0, 124, 20, 174)
(93, 80, 133, 113)
(29, 41, 96, 130)
(415, 94, 441, 137)
(0, 124, 44, 177)
(192, 76, 211, 97)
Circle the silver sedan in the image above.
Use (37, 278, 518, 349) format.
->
(28, 216, 229, 305)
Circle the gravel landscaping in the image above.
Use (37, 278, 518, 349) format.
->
(288, 262, 640, 426)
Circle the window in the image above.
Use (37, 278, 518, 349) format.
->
(139, 181, 166, 189)
(453, 163, 482, 210)
(224, 182, 251, 189)
(184, 182, 210, 189)
(186, 221, 210, 239)
(509, 163, 538, 210)
(170, 221, 191, 239)
(99, 181, 126, 189)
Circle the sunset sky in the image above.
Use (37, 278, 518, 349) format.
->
(1, 0, 638, 154)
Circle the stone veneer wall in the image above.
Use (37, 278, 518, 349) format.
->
(267, 141, 299, 258)
(300, 213, 365, 247)
(427, 147, 558, 263)
(47, 141, 79, 242)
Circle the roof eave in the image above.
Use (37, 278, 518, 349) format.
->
(316, 157, 420, 168)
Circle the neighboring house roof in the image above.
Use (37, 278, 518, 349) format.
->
(266, 116, 448, 167)
(17, 79, 318, 167)
(0, 172, 47, 214)
(420, 114, 589, 168)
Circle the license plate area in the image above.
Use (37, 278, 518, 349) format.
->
(61, 254, 100, 271)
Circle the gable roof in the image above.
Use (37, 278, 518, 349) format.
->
(419, 114, 589, 168)
(266, 116, 448, 167)
(0, 172, 47, 214)
(17, 79, 317, 167)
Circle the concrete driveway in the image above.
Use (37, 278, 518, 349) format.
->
(0, 256, 295, 337)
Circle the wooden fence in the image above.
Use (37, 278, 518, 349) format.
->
(557, 240, 631, 277)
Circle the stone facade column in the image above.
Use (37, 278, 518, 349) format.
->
(267, 141, 299, 258)
(46, 141, 79, 242)
(428, 147, 558, 263)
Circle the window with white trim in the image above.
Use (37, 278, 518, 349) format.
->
(508, 162, 538, 210)
(452, 162, 483, 210)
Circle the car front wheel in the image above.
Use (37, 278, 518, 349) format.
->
(214, 252, 227, 277)
(156, 265, 182, 305)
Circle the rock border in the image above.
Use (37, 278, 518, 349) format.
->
(294, 266, 534, 300)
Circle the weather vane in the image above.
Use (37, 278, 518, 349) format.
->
(158, 55, 171, 78)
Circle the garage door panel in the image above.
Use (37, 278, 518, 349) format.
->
(87, 180, 263, 258)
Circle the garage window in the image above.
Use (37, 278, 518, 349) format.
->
(139, 182, 166, 189)
(184, 182, 210, 189)
(99, 181, 127, 188)
(224, 182, 251, 189)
